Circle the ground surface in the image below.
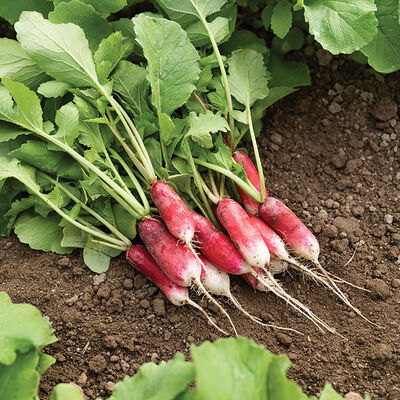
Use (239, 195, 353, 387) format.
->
(1, 53, 399, 399)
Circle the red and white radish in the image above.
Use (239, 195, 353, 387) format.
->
(233, 151, 265, 215)
(139, 216, 238, 336)
(192, 211, 252, 275)
(126, 245, 227, 335)
(217, 198, 270, 268)
(259, 197, 374, 325)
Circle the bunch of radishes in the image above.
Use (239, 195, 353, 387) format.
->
(126, 152, 369, 336)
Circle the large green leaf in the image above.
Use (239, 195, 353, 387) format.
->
(191, 337, 271, 400)
(303, 0, 378, 54)
(361, 0, 400, 73)
(0, 38, 47, 89)
(49, 0, 113, 53)
(0, 122, 30, 143)
(10, 140, 83, 180)
(14, 213, 74, 254)
(0, 156, 39, 191)
(109, 353, 194, 400)
(271, 0, 293, 39)
(83, 239, 122, 273)
(53, 0, 127, 17)
(2, 78, 43, 131)
(0, 0, 52, 24)
(227, 49, 269, 107)
(0, 292, 56, 366)
(112, 61, 150, 115)
(133, 14, 200, 115)
(15, 11, 98, 88)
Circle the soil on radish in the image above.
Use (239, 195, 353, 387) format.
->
(1, 54, 399, 399)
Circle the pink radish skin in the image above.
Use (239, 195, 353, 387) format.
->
(139, 217, 238, 336)
(233, 151, 265, 215)
(192, 212, 251, 275)
(139, 217, 201, 287)
(246, 212, 290, 261)
(126, 245, 228, 335)
(151, 181, 194, 243)
(126, 245, 193, 306)
(260, 197, 376, 327)
(217, 198, 270, 268)
(259, 197, 319, 261)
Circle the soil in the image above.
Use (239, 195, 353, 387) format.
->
(1, 52, 400, 399)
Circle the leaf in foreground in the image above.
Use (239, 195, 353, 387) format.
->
(0, 292, 56, 366)
(361, 0, 400, 73)
(15, 11, 98, 88)
(191, 337, 271, 400)
(50, 383, 85, 400)
(133, 14, 200, 115)
(303, 0, 378, 54)
(108, 353, 194, 400)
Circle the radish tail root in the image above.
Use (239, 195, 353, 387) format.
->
(195, 279, 238, 337)
(252, 270, 339, 335)
(229, 293, 303, 335)
(186, 298, 228, 336)
(314, 261, 380, 328)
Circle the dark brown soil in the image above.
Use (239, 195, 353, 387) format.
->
(1, 53, 399, 400)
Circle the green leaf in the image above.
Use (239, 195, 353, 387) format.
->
(3, 78, 43, 131)
(186, 110, 229, 148)
(61, 224, 87, 248)
(0, 122, 30, 143)
(15, 11, 98, 88)
(267, 355, 307, 400)
(144, 137, 162, 176)
(133, 14, 200, 115)
(94, 32, 133, 83)
(186, 17, 230, 47)
(0, 0, 52, 24)
(253, 87, 297, 113)
(268, 54, 310, 88)
(109, 353, 194, 400)
(361, 0, 400, 73)
(228, 49, 270, 107)
(54, 0, 127, 17)
(14, 213, 74, 254)
(303, 0, 378, 54)
(191, 337, 271, 400)
(271, 0, 293, 39)
(155, 0, 228, 26)
(159, 113, 176, 145)
(220, 30, 269, 57)
(53, 103, 80, 147)
(0, 38, 47, 89)
(10, 140, 83, 180)
(134, 112, 158, 138)
(272, 27, 304, 54)
(112, 61, 150, 115)
(113, 204, 137, 240)
(83, 239, 121, 273)
(49, 0, 113, 53)
(37, 353, 56, 375)
(0, 291, 56, 365)
(0, 349, 40, 399)
(38, 81, 72, 98)
(261, 4, 274, 30)
(320, 384, 345, 400)
(0, 156, 39, 192)
(50, 383, 85, 400)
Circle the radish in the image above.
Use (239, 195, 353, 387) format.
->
(151, 180, 195, 244)
(259, 197, 375, 325)
(241, 268, 269, 291)
(217, 198, 270, 268)
(233, 151, 265, 215)
(192, 211, 252, 275)
(138, 216, 238, 336)
(199, 255, 298, 333)
(126, 245, 227, 335)
(209, 201, 335, 333)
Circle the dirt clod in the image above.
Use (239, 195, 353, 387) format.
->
(153, 299, 166, 316)
(371, 97, 398, 121)
(366, 279, 391, 299)
(89, 355, 107, 374)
